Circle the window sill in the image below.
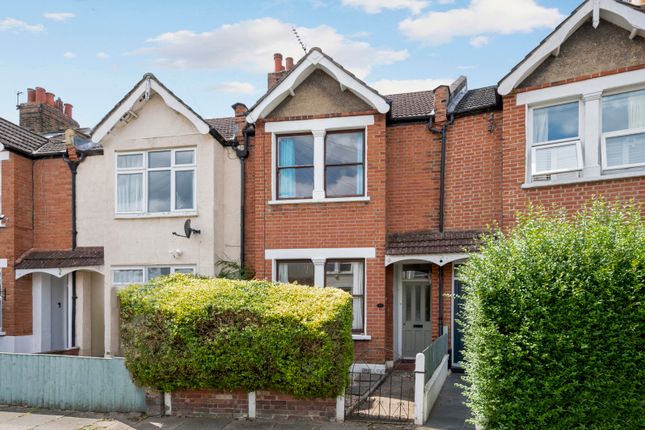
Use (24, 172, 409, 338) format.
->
(522, 169, 645, 189)
(268, 196, 370, 205)
(114, 211, 198, 219)
(0, 332, 5, 337)
(352, 334, 372, 341)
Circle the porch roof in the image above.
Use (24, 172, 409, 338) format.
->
(15, 247, 104, 270)
(386, 230, 484, 256)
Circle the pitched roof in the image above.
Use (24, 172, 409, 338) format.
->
(91, 73, 226, 145)
(205, 117, 238, 141)
(246, 47, 390, 123)
(15, 247, 104, 270)
(498, 0, 645, 95)
(0, 116, 48, 156)
(386, 230, 484, 255)
(385, 90, 434, 120)
(453, 86, 500, 114)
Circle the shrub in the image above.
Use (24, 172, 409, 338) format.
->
(459, 199, 644, 429)
(118, 275, 353, 398)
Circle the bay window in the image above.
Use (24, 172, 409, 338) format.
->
(325, 131, 365, 197)
(602, 88, 645, 170)
(116, 148, 196, 214)
(530, 101, 583, 176)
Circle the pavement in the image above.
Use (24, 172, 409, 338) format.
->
(421, 373, 474, 430)
(0, 373, 472, 430)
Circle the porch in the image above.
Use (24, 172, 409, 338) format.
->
(14, 247, 105, 356)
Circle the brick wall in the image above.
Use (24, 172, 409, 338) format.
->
(502, 67, 645, 228)
(255, 391, 336, 420)
(171, 389, 248, 418)
(248, 111, 388, 362)
(0, 152, 71, 337)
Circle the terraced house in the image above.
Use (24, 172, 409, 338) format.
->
(0, 0, 642, 372)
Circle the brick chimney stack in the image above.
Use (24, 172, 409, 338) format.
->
(432, 85, 450, 125)
(18, 86, 79, 134)
(268, 52, 291, 91)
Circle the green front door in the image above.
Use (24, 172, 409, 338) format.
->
(401, 264, 432, 358)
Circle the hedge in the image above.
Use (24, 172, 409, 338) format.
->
(459, 199, 644, 429)
(118, 275, 353, 398)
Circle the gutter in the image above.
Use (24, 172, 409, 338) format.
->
(232, 125, 251, 271)
(63, 133, 87, 349)
(427, 112, 455, 339)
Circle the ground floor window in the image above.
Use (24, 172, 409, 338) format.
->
(325, 260, 364, 333)
(276, 259, 365, 333)
(276, 260, 314, 285)
(112, 266, 195, 285)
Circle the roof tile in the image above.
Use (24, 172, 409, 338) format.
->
(15, 247, 104, 270)
(387, 230, 484, 255)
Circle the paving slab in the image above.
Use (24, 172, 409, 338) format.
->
(221, 420, 276, 430)
(420, 373, 474, 430)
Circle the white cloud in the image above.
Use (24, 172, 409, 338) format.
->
(134, 17, 408, 79)
(96, 52, 110, 59)
(0, 17, 44, 32)
(63, 51, 77, 59)
(399, 0, 563, 45)
(342, 0, 429, 14)
(470, 35, 489, 47)
(43, 12, 76, 22)
(371, 78, 453, 95)
(210, 81, 256, 94)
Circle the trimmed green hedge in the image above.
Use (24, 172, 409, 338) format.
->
(459, 199, 644, 429)
(118, 275, 353, 398)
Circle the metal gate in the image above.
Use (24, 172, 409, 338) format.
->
(344, 348, 415, 422)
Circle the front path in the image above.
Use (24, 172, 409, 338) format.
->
(419, 373, 474, 430)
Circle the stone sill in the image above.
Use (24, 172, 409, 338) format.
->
(114, 211, 198, 220)
(268, 196, 370, 205)
(352, 334, 372, 341)
(522, 170, 645, 189)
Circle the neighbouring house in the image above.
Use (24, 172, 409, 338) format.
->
(76, 74, 242, 357)
(234, 0, 644, 368)
(0, 87, 103, 354)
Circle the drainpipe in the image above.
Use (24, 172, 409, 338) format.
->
(63, 132, 87, 348)
(233, 126, 251, 272)
(428, 113, 455, 337)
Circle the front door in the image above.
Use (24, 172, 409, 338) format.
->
(452, 277, 465, 366)
(401, 264, 432, 359)
(50, 276, 67, 351)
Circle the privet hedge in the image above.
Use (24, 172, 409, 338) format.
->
(459, 199, 644, 430)
(118, 275, 353, 398)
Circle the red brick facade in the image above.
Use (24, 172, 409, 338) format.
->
(0, 152, 71, 336)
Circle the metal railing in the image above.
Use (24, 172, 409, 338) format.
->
(421, 333, 448, 383)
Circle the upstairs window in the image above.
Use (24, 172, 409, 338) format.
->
(116, 149, 196, 214)
(277, 135, 314, 199)
(602, 89, 645, 170)
(325, 131, 364, 197)
(530, 102, 582, 176)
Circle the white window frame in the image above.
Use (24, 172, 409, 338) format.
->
(518, 69, 645, 188)
(114, 148, 197, 216)
(266, 247, 375, 339)
(527, 100, 584, 177)
(600, 86, 645, 171)
(0, 146, 9, 228)
(0, 258, 6, 335)
(266, 115, 373, 204)
(112, 266, 195, 286)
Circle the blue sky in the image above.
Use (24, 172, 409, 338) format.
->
(0, 0, 581, 128)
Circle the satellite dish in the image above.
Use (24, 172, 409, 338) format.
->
(172, 219, 201, 239)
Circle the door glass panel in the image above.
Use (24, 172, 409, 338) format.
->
(415, 284, 421, 321)
(405, 285, 411, 321)
(425, 284, 431, 322)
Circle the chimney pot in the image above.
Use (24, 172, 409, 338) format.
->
(285, 57, 294, 70)
(56, 98, 64, 111)
(273, 53, 284, 72)
(45, 92, 55, 107)
(27, 88, 36, 103)
(35, 87, 46, 103)
(64, 103, 73, 118)
(232, 102, 248, 117)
